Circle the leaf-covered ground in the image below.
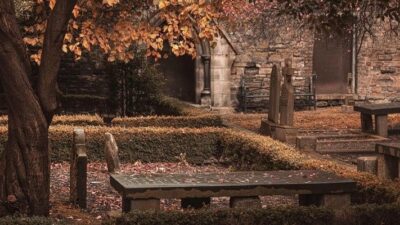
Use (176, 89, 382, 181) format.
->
(49, 162, 296, 224)
(224, 107, 400, 132)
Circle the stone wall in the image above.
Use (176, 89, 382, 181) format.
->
(225, 22, 314, 109)
(357, 31, 400, 102)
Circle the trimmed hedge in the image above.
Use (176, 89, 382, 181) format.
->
(0, 126, 223, 164)
(109, 207, 333, 225)
(0, 217, 53, 225)
(112, 115, 224, 128)
(106, 204, 400, 225)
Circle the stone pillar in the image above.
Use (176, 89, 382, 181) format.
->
(201, 54, 212, 106)
(104, 133, 121, 173)
(357, 156, 377, 175)
(210, 37, 236, 107)
(70, 128, 87, 209)
(122, 198, 160, 212)
(361, 113, 373, 133)
(375, 115, 388, 137)
(377, 154, 399, 180)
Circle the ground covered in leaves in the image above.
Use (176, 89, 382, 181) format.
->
(49, 162, 296, 225)
(224, 107, 400, 132)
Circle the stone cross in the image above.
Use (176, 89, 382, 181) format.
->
(268, 64, 281, 124)
(104, 133, 121, 174)
(70, 128, 87, 209)
(279, 59, 295, 126)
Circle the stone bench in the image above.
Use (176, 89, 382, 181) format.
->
(376, 143, 400, 180)
(110, 170, 356, 212)
(354, 103, 400, 137)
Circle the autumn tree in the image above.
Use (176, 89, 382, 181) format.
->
(0, 0, 217, 216)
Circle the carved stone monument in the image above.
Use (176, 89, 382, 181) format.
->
(260, 58, 298, 143)
(104, 133, 121, 174)
(70, 128, 87, 209)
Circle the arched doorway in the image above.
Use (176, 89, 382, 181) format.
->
(158, 53, 196, 103)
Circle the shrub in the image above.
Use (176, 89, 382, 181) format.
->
(112, 115, 223, 128)
(110, 207, 333, 225)
(0, 217, 53, 225)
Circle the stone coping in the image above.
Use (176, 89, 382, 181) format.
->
(110, 170, 356, 199)
(354, 103, 400, 115)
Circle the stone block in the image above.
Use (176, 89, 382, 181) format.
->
(377, 154, 399, 180)
(357, 156, 378, 175)
(230, 196, 261, 208)
(296, 136, 317, 151)
(122, 198, 160, 212)
(299, 194, 351, 209)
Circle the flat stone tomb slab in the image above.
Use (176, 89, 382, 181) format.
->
(301, 133, 389, 153)
(111, 170, 355, 204)
(376, 143, 400, 180)
(354, 103, 400, 137)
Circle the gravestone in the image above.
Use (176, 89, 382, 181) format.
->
(70, 128, 87, 209)
(268, 65, 281, 124)
(104, 133, 121, 173)
(279, 59, 295, 126)
(260, 58, 298, 143)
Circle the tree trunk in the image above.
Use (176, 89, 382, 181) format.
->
(0, 0, 77, 216)
(0, 26, 49, 216)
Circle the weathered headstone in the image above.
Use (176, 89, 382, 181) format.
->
(70, 128, 87, 209)
(104, 133, 121, 174)
(279, 59, 295, 126)
(268, 65, 281, 124)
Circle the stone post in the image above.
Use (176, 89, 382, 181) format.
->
(201, 54, 212, 106)
(279, 59, 295, 126)
(70, 128, 87, 209)
(104, 133, 121, 173)
(268, 64, 281, 124)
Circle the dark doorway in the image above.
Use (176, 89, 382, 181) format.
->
(158, 54, 196, 103)
(313, 33, 352, 94)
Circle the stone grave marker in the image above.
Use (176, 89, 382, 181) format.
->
(279, 59, 295, 126)
(104, 132, 121, 173)
(268, 64, 281, 124)
(70, 128, 87, 209)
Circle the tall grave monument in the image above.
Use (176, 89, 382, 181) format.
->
(260, 58, 298, 143)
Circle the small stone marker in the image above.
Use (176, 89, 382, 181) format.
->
(280, 59, 295, 126)
(296, 136, 317, 151)
(357, 156, 377, 175)
(104, 133, 121, 173)
(268, 64, 281, 124)
(70, 128, 87, 209)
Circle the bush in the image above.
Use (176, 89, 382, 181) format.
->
(0, 217, 53, 225)
(110, 207, 333, 225)
(0, 126, 223, 164)
(112, 115, 223, 128)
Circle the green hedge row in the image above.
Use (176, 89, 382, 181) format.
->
(0, 126, 223, 164)
(0, 217, 53, 225)
(108, 207, 333, 225)
(112, 115, 223, 128)
(106, 204, 400, 225)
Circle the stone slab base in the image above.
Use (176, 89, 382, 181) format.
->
(260, 119, 298, 144)
(357, 156, 377, 175)
(296, 136, 317, 151)
(122, 198, 160, 212)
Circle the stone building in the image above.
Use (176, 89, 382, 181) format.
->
(1, 16, 399, 113)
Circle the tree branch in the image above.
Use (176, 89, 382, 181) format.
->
(37, 0, 77, 123)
